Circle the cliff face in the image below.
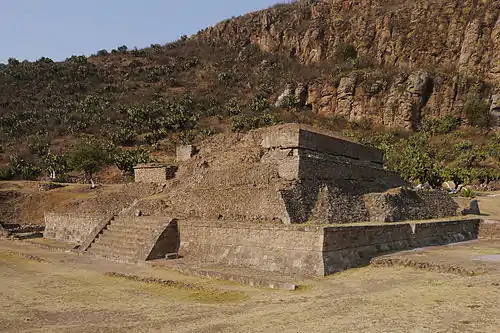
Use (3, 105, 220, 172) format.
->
(197, 0, 500, 129)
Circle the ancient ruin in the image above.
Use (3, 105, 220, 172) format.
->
(134, 163, 176, 183)
(44, 124, 479, 277)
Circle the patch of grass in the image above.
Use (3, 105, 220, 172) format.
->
(104, 272, 247, 304)
(0, 250, 48, 264)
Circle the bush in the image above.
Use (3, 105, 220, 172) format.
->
(281, 94, 299, 109)
(7, 155, 41, 180)
(249, 95, 269, 112)
(0, 168, 13, 180)
(224, 98, 242, 116)
(335, 43, 357, 62)
(385, 134, 444, 187)
(231, 113, 280, 132)
(97, 49, 109, 56)
(110, 127, 136, 146)
(461, 188, 475, 198)
(27, 135, 50, 156)
(464, 98, 491, 128)
(486, 134, 500, 160)
(419, 116, 462, 134)
(441, 166, 472, 188)
(114, 148, 150, 175)
(117, 45, 128, 53)
(178, 131, 195, 145)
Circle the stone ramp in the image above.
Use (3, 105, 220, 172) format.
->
(371, 239, 500, 276)
(86, 216, 178, 262)
(150, 259, 302, 290)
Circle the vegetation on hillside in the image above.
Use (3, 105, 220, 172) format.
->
(0, 1, 498, 188)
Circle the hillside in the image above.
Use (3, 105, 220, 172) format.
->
(0, 0, 499, 187)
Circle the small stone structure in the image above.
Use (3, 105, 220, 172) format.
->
(134, 164, 176, 183)
(176, 145, 195, 162)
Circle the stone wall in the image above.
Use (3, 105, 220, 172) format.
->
(179, 220, 325, 276)
(44, 213, 106, 244)
(178, 218, 481, 277)
(134, 165, 176, 183)
(364, 188, 460, 222)
(323, 219, 480, 274)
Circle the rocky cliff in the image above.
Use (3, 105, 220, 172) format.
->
(197, 0, 500, 129)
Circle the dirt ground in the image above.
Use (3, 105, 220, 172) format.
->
(477, 192, 500, 219)
(1, 239, 499, 333)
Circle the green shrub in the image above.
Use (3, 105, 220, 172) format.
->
(110, 127, 136, 146)
(231, 113, 280, 132)
(97, 49, 109, 56)
(114, 148, 150, 175)
(419, 116, 462, 134)
(464, 98, 491, 128)
(441, 166, 472, 188)
(385, 134, 444, 187)
(27, 135, 50, 157)
(8, 155, 41, 180)
(224, 98, 242, 116)
(461, 188, 475, 198)
(117, 45, 128, 53)
(249, 95, 269, 112)
(335, 43, 357, 62)
(178, 131, 195, 145)
(486, 134, 500, 160)
(281, 94, 299, 109)
(217, 71, 233, 86)
(0, 168, 13, 180)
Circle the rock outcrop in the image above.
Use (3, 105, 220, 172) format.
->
(196, 0, 500, 129)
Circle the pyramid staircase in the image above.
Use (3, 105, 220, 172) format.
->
(84, 216, 178, 262)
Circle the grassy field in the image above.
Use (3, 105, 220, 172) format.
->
(1, 239, 499, 333)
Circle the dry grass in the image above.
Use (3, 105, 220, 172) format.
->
(1, 240, 499, 332)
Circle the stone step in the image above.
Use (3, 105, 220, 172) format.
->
(92, 237, 145, 250)
(106, 224, 160, 234)
(87, 246, 136, 261)
(94, 232, 150, 245)
(88, 242, 138, 257)
(101, 225, 156, 237)
(112, 216, 167, 227)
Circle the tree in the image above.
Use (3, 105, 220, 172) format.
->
(7, 57, 19, 66)
(42, 151, 69, 181)
(68, 140, 112, 187)
(117, 45, 128, 53)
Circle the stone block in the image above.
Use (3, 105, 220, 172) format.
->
(176, 145, 195, 162)
(134, 164, 176, 183)
(261, 126, 383, 163)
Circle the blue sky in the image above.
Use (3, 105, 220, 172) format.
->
(0, 0, 282, 63)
